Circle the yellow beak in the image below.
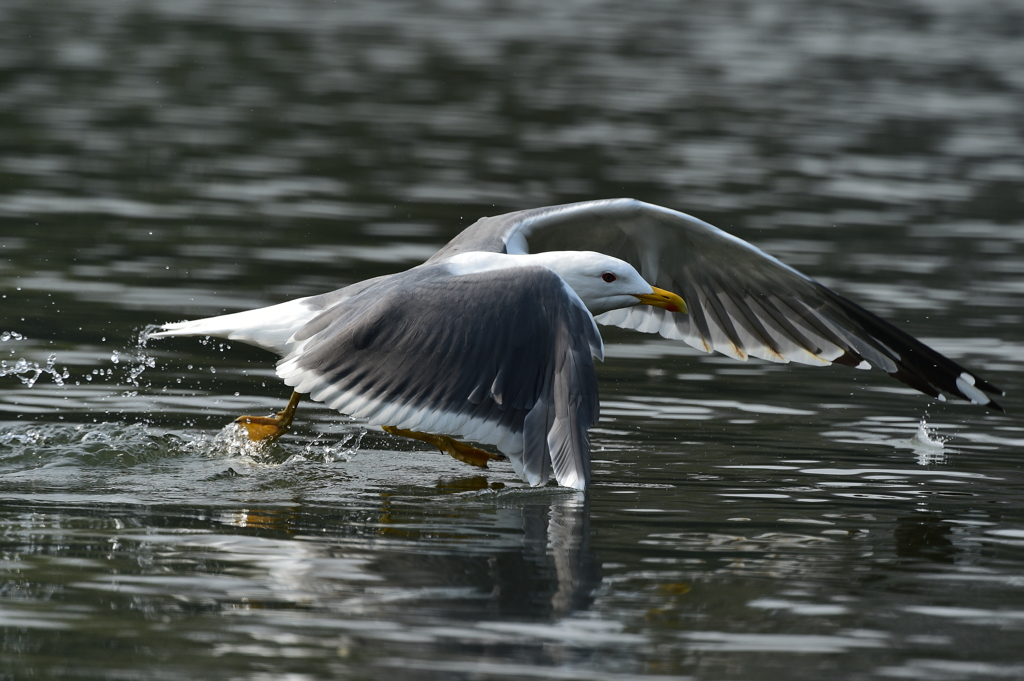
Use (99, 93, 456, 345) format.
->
(633, 286, 687, 313)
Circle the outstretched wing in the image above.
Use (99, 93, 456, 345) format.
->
(433, 198, 1002, 410)
(275, 263, 602, 489)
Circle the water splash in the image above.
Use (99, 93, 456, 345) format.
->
(179, 422, 292, 465)
(909, 418, 947, 465)
(911, 418, 946, 447)
(68, 333, 156, 393)
(177, 421, 366, 467)
(1, 352, 70, 388)
(114, 328, 158, 389)
(0, 421, 180, 468)
(301, 431, 364, 464)
(1, 330, 71, 388)
(137, 324, 162, 347)
(215, 423, 278, 461)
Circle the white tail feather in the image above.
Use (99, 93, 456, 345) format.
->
(148, 297, 320, 356)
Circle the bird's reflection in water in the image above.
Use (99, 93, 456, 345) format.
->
(370, 479, 603, 620)
(223, 478, 603, 621)
(894, 516, 957, 565)
(434, 475, 502, 494)
(519, 490, 602, 617)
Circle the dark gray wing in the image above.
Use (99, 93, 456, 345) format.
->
(276, 263, 601, 489)
(432, 199, 1002, 410)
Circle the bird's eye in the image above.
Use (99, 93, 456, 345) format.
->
(602, 272, 617, 283)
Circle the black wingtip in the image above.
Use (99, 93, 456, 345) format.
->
(974, 376, 1005, 397)
(819, 287, 1007, 413)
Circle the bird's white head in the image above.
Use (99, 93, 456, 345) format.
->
(529, 251, 687, 316)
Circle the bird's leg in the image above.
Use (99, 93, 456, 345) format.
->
(381, 425, 506, 468)
(235, 391, 302, 443)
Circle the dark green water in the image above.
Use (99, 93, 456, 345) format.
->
(2, 1, 1023, 679)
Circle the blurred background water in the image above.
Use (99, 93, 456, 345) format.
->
(1, 1, 1023, 679)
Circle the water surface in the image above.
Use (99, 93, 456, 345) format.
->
(2, 1, 1023, 679)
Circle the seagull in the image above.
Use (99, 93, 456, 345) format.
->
(149, 199, 1003, 490)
